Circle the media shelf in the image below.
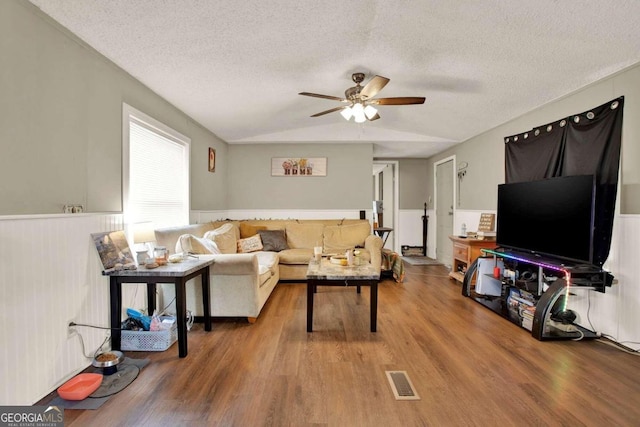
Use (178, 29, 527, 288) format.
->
(462, 248, 613, 341)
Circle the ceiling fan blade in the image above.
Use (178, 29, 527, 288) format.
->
(299, 92, 347, 102)
(369, 97, 426, 105)
(367, 112, 381, 121)
(310, 105, 348, 117)
(360, 75, 390, 99)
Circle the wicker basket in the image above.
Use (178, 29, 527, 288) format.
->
(121, 316, 177, 352)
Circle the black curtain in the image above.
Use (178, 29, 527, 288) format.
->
(504, 97, 624, 266)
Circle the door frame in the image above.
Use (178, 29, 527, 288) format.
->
(373, 160, 400, 253)
(434, 155, 456, 260)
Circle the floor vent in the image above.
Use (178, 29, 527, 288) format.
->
(385, 370, 420, 400)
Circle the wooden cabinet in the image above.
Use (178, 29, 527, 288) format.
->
(448, 236, 497, 282)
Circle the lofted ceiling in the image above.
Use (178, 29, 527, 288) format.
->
(29, 0, 640, 158)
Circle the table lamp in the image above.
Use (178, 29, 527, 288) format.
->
(133, 222, 155, 265)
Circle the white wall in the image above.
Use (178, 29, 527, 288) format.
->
(0, 213, 152, 405)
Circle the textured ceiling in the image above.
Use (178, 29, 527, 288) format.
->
(29, 0, 640, 158)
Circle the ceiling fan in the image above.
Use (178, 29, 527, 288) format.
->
(299, 72, 425, 123)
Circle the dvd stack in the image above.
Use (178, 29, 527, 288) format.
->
(521, 305, 536, 331)
(507, 288, 537, 330)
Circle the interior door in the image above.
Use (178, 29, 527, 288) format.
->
(436, 160, 454, 266)
(381, 164, 394, 250)
(372, 162, 397, 252)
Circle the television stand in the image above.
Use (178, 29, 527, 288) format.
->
(462, 248, 613, 341)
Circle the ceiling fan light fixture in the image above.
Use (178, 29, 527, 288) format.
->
(340, 107, 353, 120)
(364, 105, 378, 120)
(299, 73, 425, 122)
(352, 102, 366, 123)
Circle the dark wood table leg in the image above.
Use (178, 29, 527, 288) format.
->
(370, 280, 378, 332)
(357, 284, 361, 294)
(146, 283, 156, 315)
(307, 280, 314, 332)
(109, 277, 122, 351)
(202, 266, 212, 332)
(175, 277, 188, 357)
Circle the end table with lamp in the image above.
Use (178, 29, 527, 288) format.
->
(105, 256, 214, 358)
(133, 222, 155, 264)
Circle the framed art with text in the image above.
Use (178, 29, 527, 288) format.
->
(271, 157, 327, 176)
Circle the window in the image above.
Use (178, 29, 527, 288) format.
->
(123, 104, 190, 230)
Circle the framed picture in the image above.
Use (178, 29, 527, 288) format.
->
(208, 147, 216, 172)
(271, 157, 327, 176)
(91, 230, 135, 272)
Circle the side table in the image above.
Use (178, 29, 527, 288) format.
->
(104, 257, 214, 358)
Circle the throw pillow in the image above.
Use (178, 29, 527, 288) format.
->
(203, 223, 238, 254)
(257, 229, 289, 252)
(237, 234, 264, 253)
(175, 234, 220, 255)
(239, 222, 267, 238)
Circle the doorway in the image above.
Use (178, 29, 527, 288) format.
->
(372, 161, 399, 252)
(435, 157, 455, 267)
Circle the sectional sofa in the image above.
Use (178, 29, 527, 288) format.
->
(154, 219, 383, 322)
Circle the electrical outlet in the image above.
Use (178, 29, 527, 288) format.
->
(67, 320, 76, 338)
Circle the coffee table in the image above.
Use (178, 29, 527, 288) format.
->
(306, 258, 380, 332)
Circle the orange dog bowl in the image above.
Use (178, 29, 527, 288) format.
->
(57, 373, 103, 400)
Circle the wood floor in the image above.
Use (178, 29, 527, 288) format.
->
(41, 263, 640, 426)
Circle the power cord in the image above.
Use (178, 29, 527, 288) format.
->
(72, 329, 110, 359)
(70, 294, 186, 358)
(583, 291, 640, 354)
(571, 328, 585, 341)
(70, 322, 121, 330)
(597, 334, 640, 355)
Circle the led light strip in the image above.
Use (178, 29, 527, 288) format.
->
(481, 248, 573, 311)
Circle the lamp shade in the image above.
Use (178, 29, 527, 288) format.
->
(133, 222, 155, 243)
(364, 105, 378, 120)
(340, 106, 353, 120)
(352, 102, 366, 123)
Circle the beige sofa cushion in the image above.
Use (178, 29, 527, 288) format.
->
(278, 248, 313, 265)
(175, 234, 220, 255)
(285, 223, 324, 249)
(323, 222, 371, 252)
(204, 223, 237, 254)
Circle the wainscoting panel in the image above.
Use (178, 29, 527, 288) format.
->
(0, 213, 127, 405)
(192, 209, 365, 224)
(398, 210, 425, 249)
(568, 215, 640, 350)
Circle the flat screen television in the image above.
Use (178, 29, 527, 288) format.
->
(496, 175, 596, 265)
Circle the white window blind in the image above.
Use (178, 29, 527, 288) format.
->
(123, 104, 190, 230)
